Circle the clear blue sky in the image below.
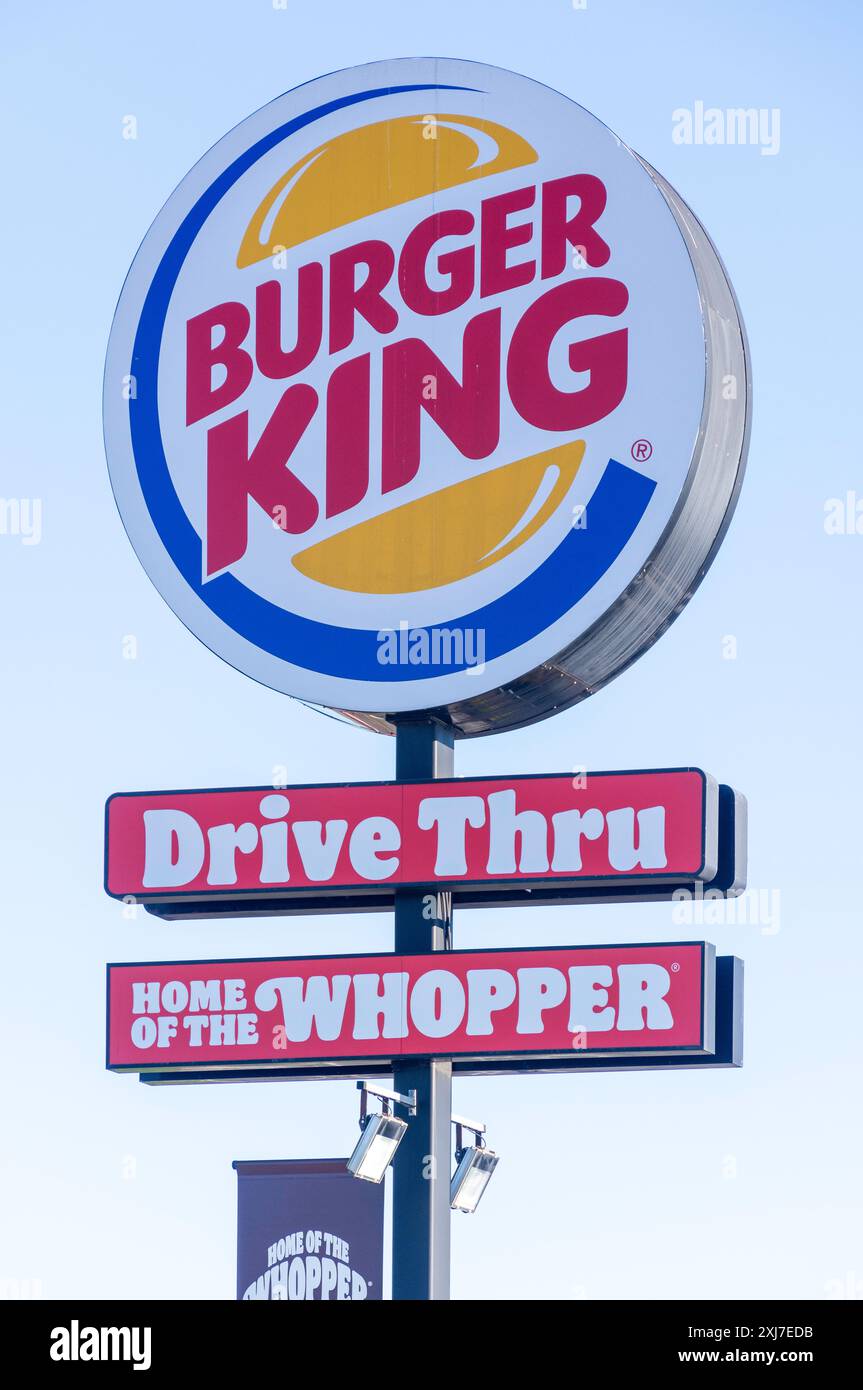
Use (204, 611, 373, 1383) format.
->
(2, 0, 861, 1300)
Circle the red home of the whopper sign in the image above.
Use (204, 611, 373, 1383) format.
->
(106, 942, 715, 1075)
(105, 769, 717, 911)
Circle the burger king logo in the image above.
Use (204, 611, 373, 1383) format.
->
(104, 58, 749, 735)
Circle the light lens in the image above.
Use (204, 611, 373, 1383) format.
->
(347, 1114, 408, 1183)
(450, 1147, 499, 1213)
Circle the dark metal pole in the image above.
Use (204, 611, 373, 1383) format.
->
(391, 718, 454, 1301)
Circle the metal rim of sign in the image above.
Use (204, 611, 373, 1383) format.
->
(103, 58, 750, 738)
(505, 165, 751, 735)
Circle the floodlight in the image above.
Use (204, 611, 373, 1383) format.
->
(347, 1112, 408, 1183)
(346, 1082, 416, 1183)
(450, 1146, 499, 1212)
(450, 1114, 499, 1213)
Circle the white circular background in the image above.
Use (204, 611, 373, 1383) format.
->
(104, 58, 708, 717)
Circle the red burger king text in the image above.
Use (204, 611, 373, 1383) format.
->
(184, 173, 629, 575)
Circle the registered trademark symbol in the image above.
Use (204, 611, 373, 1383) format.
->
(671, 962, 680, 972)
(631, 438, 653, 461)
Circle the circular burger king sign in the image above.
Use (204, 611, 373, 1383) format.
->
(104, 58, 749, 736)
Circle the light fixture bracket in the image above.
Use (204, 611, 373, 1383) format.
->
(357, 1080, 417, 1122)
(452, 1111, 487, 1154)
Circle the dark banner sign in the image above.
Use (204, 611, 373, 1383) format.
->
(234, 1159, 384, 1301)
(104, 768, 744, 917)
(107, 941, 716, 1076)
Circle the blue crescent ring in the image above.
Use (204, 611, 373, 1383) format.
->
(129, 82, 656, 682)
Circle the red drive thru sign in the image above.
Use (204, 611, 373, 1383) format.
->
(107, 942, 715, 1076)
(105, 768, 718, 914)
